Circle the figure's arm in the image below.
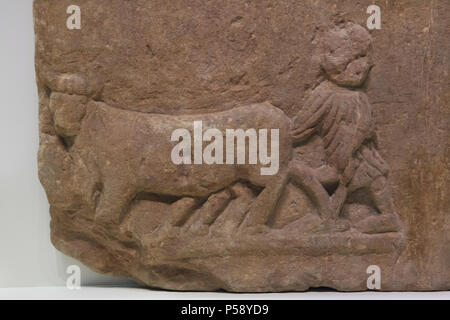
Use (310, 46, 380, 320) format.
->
(291, 91, 333, 144)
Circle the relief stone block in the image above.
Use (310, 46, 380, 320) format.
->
(34, 0, 449, 291)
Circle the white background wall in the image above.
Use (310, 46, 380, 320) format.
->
(0, 0, 131, 288)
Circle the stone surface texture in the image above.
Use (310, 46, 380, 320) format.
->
(34, 0, 449, 292)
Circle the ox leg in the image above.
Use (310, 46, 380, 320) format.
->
(94, 179, 135, 230)
(238, 170, 289, 234)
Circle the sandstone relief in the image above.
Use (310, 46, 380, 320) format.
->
(34, 0, 449, 291)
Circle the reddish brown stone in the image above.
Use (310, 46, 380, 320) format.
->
(35, 0, 449, 291)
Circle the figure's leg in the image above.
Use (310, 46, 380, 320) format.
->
(370, 176, 394, 214)
(348, 146, 401, 233)
(354, 175, 401, 233)
(238, 170, 289, 233)
(330, 182, 348, 218)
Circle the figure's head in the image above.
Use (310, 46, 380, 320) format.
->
(317, 22, 373, 87)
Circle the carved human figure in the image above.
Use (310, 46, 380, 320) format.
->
(291, 22, 401, 233)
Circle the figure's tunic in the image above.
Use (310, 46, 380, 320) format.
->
(292, 81, 375, 173)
